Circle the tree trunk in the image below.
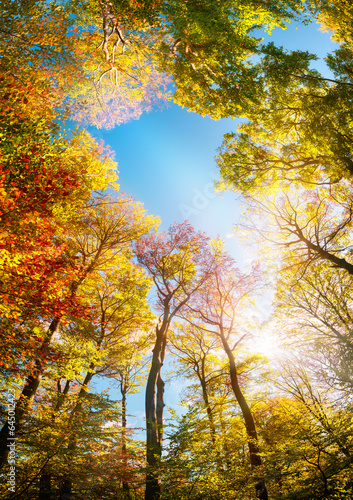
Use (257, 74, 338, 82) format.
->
(0, 317, 60, 469)
(197, 366, 225, 472)
(145, 356, 163, 500)
(55, 379, 71, 412)
(121, 377, 131, 498)
(156, 373, 165, 452)
(145, 317, 168, 500)
(197, 363, 217, 445)
(36, 379, 72, 497)
(38, 467, 52, 500)
(67, 367, 95, 451)
(61, 367, 95, 499)
(59, 478, 72, 500)
(219, 329, 268, 499)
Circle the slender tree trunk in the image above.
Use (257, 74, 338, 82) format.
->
(145, 316, 168, 500)
(156, 373, 165, 452)
(38, 467, 52, 500)
(197, 364, 217, 445)
(75, 370, 94, 399)
(145, 355, 163, 500)
(67, 367, 95, 451)
(197, 366, 225, 472)
(121, 378, 131, 498)
(55, 379, 71, 412)
(219, 404, 232, 472)
(29, 378, 72, 500)
(36, 379, 72, 498)
(0, 317, 60, 469)
(59, 478, 72, 499)
(59, 367, 95, 499)
(219, 329, 268, 500)
(38, 370, 93, 500)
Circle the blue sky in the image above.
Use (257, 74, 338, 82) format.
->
(91, 19, 337, 265)
(89, 19, 338, 429)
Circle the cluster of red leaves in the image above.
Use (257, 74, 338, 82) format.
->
(0, 325, 70, 377)
(0, 80, 93, 373)
(0, 152, 81, 218)
(0, 73, 67, 128)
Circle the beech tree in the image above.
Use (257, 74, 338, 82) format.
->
(272, 366, 353, 498)
(0, 109, 119, 468)
(274, 261, 353, 392)
(179, 245, 268, 499)
(2, 328, 150, 500)
(216, 49, 353, 195)
(169, 321, 269, 486)
(215, 0, 353, 196)
(237, 185, 353, 277)
(89, 0, 306, 121)
(163, 402, 251, 500)
(0, 195, 158, 469)
(163, 344, 270, 500)
(169, 324, 225, 454)
(1, 379, 124, 499)
(1, 0, 170, 130)
(0, 127, 118, 364)
(136, 222, 214, 500)
(68, 0, 170, 129)
(62, 258, 154, 493)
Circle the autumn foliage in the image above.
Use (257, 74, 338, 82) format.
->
(1, 1, 353, 499)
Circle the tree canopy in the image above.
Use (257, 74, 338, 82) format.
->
(1, 1, 353, 499)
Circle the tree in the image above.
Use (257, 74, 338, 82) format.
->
(169, 322, 270, 496)
(274, 260, 353, 392)
(101, 0, 306, 120)
(136, 221, 214, 500)
(0, 0, 93, 123)
(237, 185, 353, 277)
(0, 124, 118, 469)
(163, 404, 252, 500)
(179, 245, 268, 498)
(0, 22, 121, 369)
(169, 324, 224, 452)
(112, 336, 153, 499)
(162, 341, 270, 500)
(0, 195, 159, 469)
(0, 381, 124, 500)
(63, 0, 170, 129)
(312, 0, 353, 46)
(0, 127, 118, 360)
(61, 257, 154, 494)
(214, 0, 353, 195)
(0, 0, 170, 130)
(271, 365, 353, 498)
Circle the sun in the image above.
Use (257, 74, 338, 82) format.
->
(253, 332, 279, 359)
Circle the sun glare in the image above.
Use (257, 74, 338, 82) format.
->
(253, 332, 279, 359)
